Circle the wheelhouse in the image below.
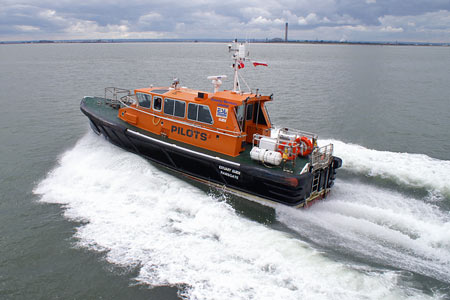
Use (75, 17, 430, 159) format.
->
(117, 87, 272, 157)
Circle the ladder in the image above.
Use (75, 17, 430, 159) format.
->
(312, 171, 320, 192)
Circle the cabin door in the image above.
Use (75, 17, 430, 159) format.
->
(245, 101, 270, 143)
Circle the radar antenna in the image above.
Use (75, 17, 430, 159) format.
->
(207, 75, 227, 93)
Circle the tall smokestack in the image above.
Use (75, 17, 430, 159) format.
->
(285, 22, 288, 42)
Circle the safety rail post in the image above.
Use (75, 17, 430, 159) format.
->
(104, 87, 133, 108)
(311, 144, 333, 171)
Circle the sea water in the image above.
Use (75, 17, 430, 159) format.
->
(1, 42, 449, 299)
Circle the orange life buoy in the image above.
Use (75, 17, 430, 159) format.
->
(292, 143, 300, 155)
(296, 136, 313, 157)
(277, 141, 296, 160)
(277, 141, 286, 153)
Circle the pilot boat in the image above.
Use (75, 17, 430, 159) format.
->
(80, 41, 342, 208)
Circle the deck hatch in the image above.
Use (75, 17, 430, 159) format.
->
(151, 89, 169, 94)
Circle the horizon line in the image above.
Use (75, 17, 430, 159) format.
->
(1, 38, 449, 46)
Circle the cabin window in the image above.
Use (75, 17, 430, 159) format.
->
(164, 98, 175, 115)
(153, 96, 162, 111)
(164, 98, 185, 118)
(253, 102, 268, 126)
(246, 103, 253, 120)
(187, 103, 197, 120)
(187, 103, 213, 124)
(174, 100, 186, 118)
(198, 105, 213, 124)
(235, 105, 245, 130)
(235, 105, 245, 123)
(137, 93, 151, 108)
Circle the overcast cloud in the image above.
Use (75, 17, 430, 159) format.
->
(1, 0, 449, 42)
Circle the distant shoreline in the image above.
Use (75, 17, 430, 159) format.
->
(1, 39, 449, 47)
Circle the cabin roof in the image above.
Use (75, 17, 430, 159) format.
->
(134, 87, 267, 106)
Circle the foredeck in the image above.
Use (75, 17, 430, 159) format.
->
(82, 96, 310, 175)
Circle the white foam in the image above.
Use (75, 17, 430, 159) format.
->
(321, 139, 450, 197)
(33, 132, 435, 300)
(277, 179, 450, 284)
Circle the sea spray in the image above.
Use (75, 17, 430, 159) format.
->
(277, 179, 450, 283)
(321, 139, 450, 197)
(34, 133, 435, 300)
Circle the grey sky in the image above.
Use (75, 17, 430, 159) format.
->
(1, 0, 449, 42)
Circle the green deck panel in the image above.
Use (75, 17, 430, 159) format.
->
(82, 96, 310, 175)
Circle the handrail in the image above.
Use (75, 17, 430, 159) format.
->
(115, 94, 246, 139)
(311, 144, 333, 170)
(103, 86, 248, 137)
(253, 132, 305, 149)
(252, 132, 334, 171)
(277, 128, 318, 144)
(104, 87, 132, 104)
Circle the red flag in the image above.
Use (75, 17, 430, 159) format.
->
(238, 61, 245, 69)
(253, 61, 268, 67)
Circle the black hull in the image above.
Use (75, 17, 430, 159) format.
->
(81, 103, 341, 207)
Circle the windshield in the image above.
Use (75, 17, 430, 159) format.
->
(253, 102, 269, 126)
(234, 105, 245, 131)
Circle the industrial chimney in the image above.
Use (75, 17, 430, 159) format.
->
(285, 22, 288, 42)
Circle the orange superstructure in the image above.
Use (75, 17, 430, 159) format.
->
(118, 86, 272, 157)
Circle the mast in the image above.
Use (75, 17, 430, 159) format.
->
(228, 39, 248, 93)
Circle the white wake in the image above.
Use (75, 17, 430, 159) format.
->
(33, 133, 438, 300)
(277, 180, 450, 283)
(321, 139, 450, 197)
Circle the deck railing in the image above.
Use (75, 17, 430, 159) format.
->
(253, 130, 334, 171)
(277, 128, 318, 145)
(104, 87, 133, 106)
(253, 128, 318, 152)
(103, 87, 245, 138)
(311, 144, 334, 170)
